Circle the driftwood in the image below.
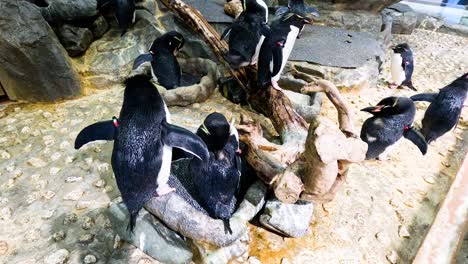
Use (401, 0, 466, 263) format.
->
(160, 0, 366, 204)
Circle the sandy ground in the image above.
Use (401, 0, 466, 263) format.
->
(0, 29, 467, 264)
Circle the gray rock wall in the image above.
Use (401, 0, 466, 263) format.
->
(0, 1, 81, 102)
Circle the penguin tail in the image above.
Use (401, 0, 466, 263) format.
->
(222, 219, 233, 235)
(403, 127, 428, 155)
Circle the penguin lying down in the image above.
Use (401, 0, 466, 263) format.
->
(360, 97, 428, 160)
(75, 74, 210, 231)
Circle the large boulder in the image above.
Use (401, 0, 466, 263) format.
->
(40, 0, 99, 24)
(313, 0, 402, 13)
(383, 3, 418, 35)
(0, 1, 81, 102)
(56, 24, 94, 57)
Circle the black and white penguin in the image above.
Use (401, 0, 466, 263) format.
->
(360, 96, 427, 160)
(411, 73, 468, 143)
(97, 0, 136, 36)
(390, 43, 417, 91)
(74, 74, 209, 231)
(189, 113, 242, 234)
(257, 12, 310, 90)
(275, 0, 320, 31)
(221, 0, 269, 68)
(133, 31, 185, 90)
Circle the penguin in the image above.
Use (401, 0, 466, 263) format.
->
(360, 97, 427, 160)
(411, 73, 468, 144)
(133, 31, 185, 90)
(257, 12, 311, 90)
(97, 0, 136, 36)
(74, 74, 209, 231)
(189, 113, 242, 234)
(221, 0, 270, 68)
(390, 43, 417, 91)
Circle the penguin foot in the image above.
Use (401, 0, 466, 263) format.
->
(155, 186, 175, 196)
(388, 83, 398, 89)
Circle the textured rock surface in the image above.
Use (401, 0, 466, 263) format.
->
(40, 0, 98, 23)
(383, 4, 418, 35)
(260, 199, 314, 238)
(0, 0, 81, 102)
(57, 25, 94, 57)
(317, 10, 383, 33)
(313, 0, 401, 12)
(91, 16, 109, 39)
(108, 203, 193, 264)
(193, 232, 250, 264)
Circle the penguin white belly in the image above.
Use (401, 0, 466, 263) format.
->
(156, 102, 173, 194)
(391, 53, 406, 85)
(251, 35, 265, 65)
(271, 26, 299, 83)
(256, 0, 269, 22)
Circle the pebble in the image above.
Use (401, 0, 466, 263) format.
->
(375, 232, 390, 244)
(31, 174, 42, 181)
(441, 161, 450, 167)
(97, 163, 110, 172)
(0, 197, 8, 206)
(85, 157, 93, 165)
(0, 241, 8, 256)
(21, 126, 31, 134)
(59, 141, 70, 149)
(43, 135, 55, 146)
(137, 259, 152, 264)
(403, 199, 415, 208)
(93, 180, 106, 188)
(386, 250, 399, 264)
(52, 231, 66, 242)
(76, 201, 91, 210)
(51, 152, 62, 161)
(65, 176, 82, 183)
(81, 216, 95, 230)
(104, 185, 114, 193)
(248, 256, 262, 264)
(79, 234, 95, 244)
(63, 213, 78, 225)
(42, 191, 56, 200)
(0, 150, 11, 159)
(281, 258, 291, 264)
(26, 192, 41, 204)
(64, 190, 84, 201)
(65, 156, 75, 163)
(84, 254, 97, 264)
(50, 167, 61, 175)
(423, 175, 435, 184)
(42, 112, 52, 119)
(398, 225, 410, 238)
(44, 249, 69, 264)
(27, 157, 47, 168)
(113, 234, 122, 249)
(41, 210, 56, 220)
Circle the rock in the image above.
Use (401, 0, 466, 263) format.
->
(27, 157, 47, 168)
(437, 24, 468, 38)
(93, 179, 106, 188)
(108, 203, 193, 264)
(91, 16, 109, 39)
(76, 201, 92, 210)
(319, 0, 401, 12)
(375, 232, 390, 244)
(42, 190, 56, 200)
(0, 1, 81, 102)
(398, 225, 410, 238)
(81, 216, 95, 230)
(383, 5, 418, 35)
(224, 0, 242, 18)
(248, 256, 262, 264)
(0, 207, 13, 221)
(79, 233, 95, 244)
(0, 150, 11, 159)
(44, 249, 69, 264)
(50, 167, 61, 175)
(52, 231, 66, 242)
(56, 24, 94, 57)
(64, 190, 84, 201)
(40, 0, 98, 23)
(281, 89, 322, 123)
(184, 0, 233, 23)
(318, 10, 382, 33)
(416, 15, 443, 31)
(194, 232, 250, 264)
(260, 199, 314, 237)
(65, 176, 83, 183)
(0, 241, 8, 256)
(63, 213, 78, 224)
(83, 254, 97, 264)
(386, 250, 399, 264)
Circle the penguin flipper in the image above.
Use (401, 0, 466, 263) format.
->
(403, 128, 428, 155)
(74, 119, 117, 149)
(162, 122, 210, 161)
(223, 219, 233, 235)
(410, 93, 437, 102)
(271, 43, 284, 78)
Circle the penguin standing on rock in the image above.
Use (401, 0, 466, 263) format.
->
(97, 0, 136, 36)
(390, 43, 417, 91)
(133, 31, 185, 90)
(74, 75, 209, 231)
(360, 97, 427, 160)
(257, 12, 311, 90)
(221, 0, 269, 68)
(411, 73, 468, 143)
(189, 113, 242, 234)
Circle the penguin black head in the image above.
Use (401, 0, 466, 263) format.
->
(197, 112, 231, 152)
(288, 0, 320, 19)
(149, 31, 185, 56)
(280, 11, 312, 28)
(392, 43, 411, 54)
(123, 74, 163, 109)
(450, 72, 468, 88)
(361, 97, 414, 116)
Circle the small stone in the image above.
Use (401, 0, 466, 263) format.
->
(375, 232, 390, 244)
(26, 192, 41, 204)
(42, 210, 56, 220)
(0, 241, 8, 256)
(248, 256, 262, 264)
(76, 201, 91, 210)
(5, 164, 15, 172)
(85, 157, 93, 165)
(52, 231, 66, 242)
(0, 197, 8, 206)
(441, 161, 450, 167)
(104, 185, 114, 193)
(448, 147, 455, 152)
(60, 141, 70, 149)
(423, 175, 435, 184)
(27, 157, 47, 168)
(64, 190, 84, 201)
(50, 167, 61, 175)
(42, 112, 52, 119)
(93, 179, 106, 188)
(403, 199, 415, 208)
(137, 259, 152, 264)
(42, 191, 56, 200)
(395, 210, 405, 223)
(386, 250, 399, 264)
(97, 163, 110, 172)
(281, 258, 291, 264)
(79, 234, 95, 244)
(65, 176, 83, 183)
(63, 213, 78, 225)
(65, 156, 75, 163)
(398, 225, 410, 238)
(113, 234, 122, 249)
(84, 254, 97, 264)
(51, 152, 62, 161)
(43, 135, 55, 146)
(0, 150, 11, 159)
(21, 126, 31, 134)
(44, 249, 69, 264)
(81, 216, 95, 230)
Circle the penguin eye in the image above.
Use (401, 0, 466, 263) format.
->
(169, 41, 172, 46)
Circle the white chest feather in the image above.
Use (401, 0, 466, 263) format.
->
(256, 0, 268, 22)
(251, 35, 265, 65)
(157, 101, 172, 189)
(272, 26, 299, 82)
(391, 53, 406, 85)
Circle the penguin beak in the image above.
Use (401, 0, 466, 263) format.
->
(361, 105, 385, 113)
